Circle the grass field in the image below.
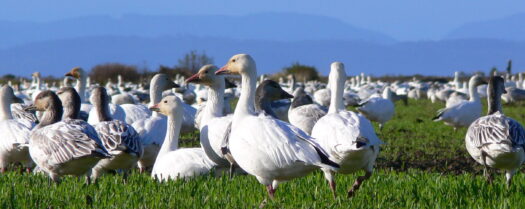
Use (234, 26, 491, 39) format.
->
(1, 99, 525, 208)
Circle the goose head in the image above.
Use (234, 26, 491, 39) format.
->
(329, 62, 346, 87)
(185, 64, 221, 86)
(32, 72, 41, 79)
(151, 73, 180, 90)
(25, 91, 63, 127)
(90, 86, 110, 107)
(149, 96, 183, 118)
(64, 67, 85, 80)
(215, 54, 256, 76)
(56, 87, 81, 119)
(468, 75, 488, 88)
(0, 85, 23, 104)
(256, 80, 293, 102)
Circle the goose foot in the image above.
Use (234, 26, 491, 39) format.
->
(347, 171, 371, 198)
(329, 180, 337, 199)
(266, 184, 276, 199)
(258, 198, 268, 208)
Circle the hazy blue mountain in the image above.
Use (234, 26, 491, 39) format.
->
(1, 36, 522, 77)
(0, 13, 395, 49)
(445, 13, 525, 41)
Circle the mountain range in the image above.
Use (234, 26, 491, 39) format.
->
(0, 12, 523, 76)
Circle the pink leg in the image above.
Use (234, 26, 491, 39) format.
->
(266, 184, 276, 199)
(348, 171, 372, 198)
(329, 180, 337, 199)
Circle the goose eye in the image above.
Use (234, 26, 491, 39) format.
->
(232, 59, 236, 63)
(204, 70, 208, 74)
(164, 100, 167, 103)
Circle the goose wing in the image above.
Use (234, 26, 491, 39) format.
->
(94, 120, 142, 156)
(30, 121, 109, 165)
(467, 113, 525, 148)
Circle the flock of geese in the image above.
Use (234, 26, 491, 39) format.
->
(0, 54, 524, 200)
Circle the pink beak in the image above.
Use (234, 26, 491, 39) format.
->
(185, 73, 201, 84)
(215, 65, 230, 75)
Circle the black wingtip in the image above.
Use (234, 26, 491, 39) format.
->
(314, 146, 340, 169)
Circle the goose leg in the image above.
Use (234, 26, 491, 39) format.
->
(266, 184, 276, 199)
(505, 170, 515, 188)
(229, 163, 236, 179)
(481, 151, 493, 184)
(348, 171, 372, 198)
(323, 170, 337, 199)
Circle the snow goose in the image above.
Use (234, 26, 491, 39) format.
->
(27, 91, 109, 183)
(150, 96, 215, 181)
(131, 74, 179, 172)
(356, 87, 395, 129)
(88, 87, 143, 180)
(311, 62, 383, 198)
(185, 65, 233, 170)
(64, 67, 92, 120)
(0, 86, 34, 172)
(255, 80, 293, 120)
(433, 75, 487, 129)
(215, 54, 338, 199)
(288, 88, 327, 135)
(465, 76, 525, 186)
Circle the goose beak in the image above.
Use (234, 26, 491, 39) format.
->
(185, 73, 201, 84)
(215, 65, 230, 75)
(280, 89, 294, 99)
(149, 103, 160, 112)
(503, 88, 508, 94)
(23, 105, 37, 112)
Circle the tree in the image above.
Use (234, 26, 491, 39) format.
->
(282, 62, 320, 82)
(158, 65, 193, 79)
(176, 51, 214, 73)
(506, 59, 512, 75)
(89, 63, 141, 84)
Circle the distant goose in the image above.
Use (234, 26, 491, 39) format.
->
(216, 54, 338, 199)
(357, 87, 395, 129)
(433, 75, 487, 129)
(0, 86, 34, 172)
(27, 91, 109, 183)
(311, 62, 382, 198)
(465, 76, 525, 185)
(288, 87, 327, 135)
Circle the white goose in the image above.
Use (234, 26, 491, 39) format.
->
(88, 87, 143, 180)
(466, 76, 525, 186)
(433, 75, 486, 129)
(356, 87, 395, 129)
(185, 65, 233, 169)
(0, 86, 34, 172)
(131, 74, 180, 172)
(27, 91, 109, 183)
(311, 62, 383, 198)
(215, 54, 338, 199)
(288, 87, 327, 135)
(150, 96, 215, 181)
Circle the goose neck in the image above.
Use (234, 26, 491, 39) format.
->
(468, 83, 479, 102)
(38, 100, 63, 128)
(0, 100, 13, 120)
(234, 70, 257, 119)
(328, 78, 344, 114)
(149, 84, 163, 107)
(202, 81, 225, 127)
(94, 99, 112, 122)
(156, 113, 182, 159)
(75, 74, 87, 103)
(487, 87, 502, 115)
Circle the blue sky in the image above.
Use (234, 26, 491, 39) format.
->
(1, 0, 524, 41)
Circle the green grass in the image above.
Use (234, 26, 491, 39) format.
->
(1, 99, 525, 208)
